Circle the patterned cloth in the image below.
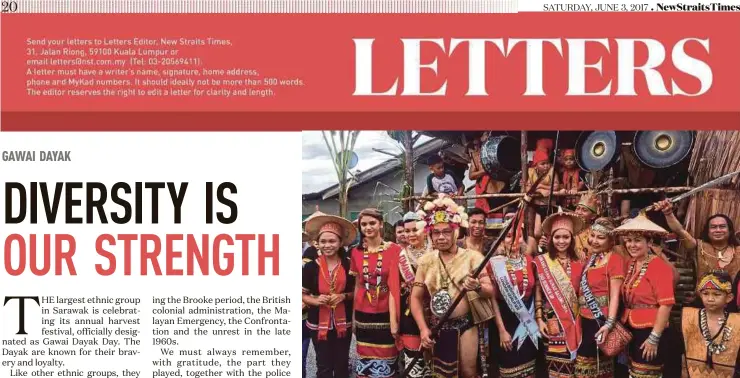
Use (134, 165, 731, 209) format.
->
(354, 311, 398, 378)
(430, 314, 474, 378)
(682, 308, 740, 378)
(574, 318, 613, 378)
(627, 328, 665, 378)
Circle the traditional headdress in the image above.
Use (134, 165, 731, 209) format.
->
(561, 149, 576, 158)
(417, 193, 469, 231)
(532, 138, 554, 165)
(536, 138, 554, 151)
(590, 217, 616, 236)
(696, 270, 732, 293)
(305, 213, 357, 247)
(576, 192, 599, 215)
(541, 207, 586, 236)
(612, 212, 668, 237)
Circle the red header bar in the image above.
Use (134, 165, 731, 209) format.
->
(2, 13, 739, 130)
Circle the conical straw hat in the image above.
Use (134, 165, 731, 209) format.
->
(541, 207, 586, 236)
(303, 210, 326, 225)
(613, 212, 668, 236)
(305, 214, 357, 247)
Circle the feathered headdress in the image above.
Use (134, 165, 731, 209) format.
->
(417, 193, 469, 231)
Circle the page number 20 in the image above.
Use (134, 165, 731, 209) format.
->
(2, 1, 18, 12)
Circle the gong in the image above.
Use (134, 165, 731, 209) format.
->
(575, 131, 619, 171)
(480, 135, 520, 180)
(633, 131, 694, 169)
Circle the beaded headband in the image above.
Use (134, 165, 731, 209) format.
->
(591, 224, 612, 235)
(318, 222, 343, 239)
(697, 273, 732, 293)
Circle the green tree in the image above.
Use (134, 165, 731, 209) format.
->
(322, 131, 361, 218)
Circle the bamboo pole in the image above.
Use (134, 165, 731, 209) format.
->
(521, 131, 532, 240)
(520, 131, 528, 189)
(607, 167, 614, 217)
(402, 186, 693, 202)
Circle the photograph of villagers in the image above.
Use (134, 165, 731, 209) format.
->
(301, 130, 740, 378)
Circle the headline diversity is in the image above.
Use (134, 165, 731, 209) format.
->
(2, 182, 280, 277)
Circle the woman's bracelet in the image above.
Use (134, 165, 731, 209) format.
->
(604, 317, 616, 330)
(647, 331, 661, 345)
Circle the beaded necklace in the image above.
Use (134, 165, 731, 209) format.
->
(699, 309, 731, 355)
(506, 254, 528, 299)
(362, 241, 387, 304)
(557, 255, 572, 279)
(623, 254, 655, 304)
(406, 244, 426, 267)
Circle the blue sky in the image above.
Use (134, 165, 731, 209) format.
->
(302, 131, 431, 194)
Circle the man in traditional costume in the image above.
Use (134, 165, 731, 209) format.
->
(410, 194, 495, 378)
(572, 192, 599, 260)
(457, 207, 496, 376)
(682, 270, 740, 378)
(397, 211, 432, 378)
(654, 199, 740, 282)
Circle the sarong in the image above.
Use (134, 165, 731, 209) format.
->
(355, 310, 398, 378)
(574, 317, 613, 378)
(495, 299, 537, 378)
(627, 327, 665, 378)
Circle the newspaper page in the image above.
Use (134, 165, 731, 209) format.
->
(2, 1, 740, 378)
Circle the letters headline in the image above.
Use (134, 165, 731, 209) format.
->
(352, 38, 713, 97)
(2, 182, 280, 277)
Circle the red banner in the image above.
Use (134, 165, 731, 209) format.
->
(3, 13, 739, 130)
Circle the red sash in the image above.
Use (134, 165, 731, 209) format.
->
(534, 254, 582, 358)
(317, 255, 348, 341)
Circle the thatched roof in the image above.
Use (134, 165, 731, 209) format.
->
(688, 130, 740, 189)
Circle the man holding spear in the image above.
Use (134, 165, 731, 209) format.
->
(409, 194, 495, 378)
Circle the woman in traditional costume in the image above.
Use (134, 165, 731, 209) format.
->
(613, 213, 675, 378)
(682, 270, 740, 377)
(653, 199, 740, 281)
(349, 208, 402, 378)
(574, 218, 625, 378)
(488, 218, 542, 378)
(302, 214, 357, 378)
(534, 209, 586, 377)
(396, 211, 431, 378)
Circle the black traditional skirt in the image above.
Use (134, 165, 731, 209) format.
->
(494, 300, 537, 378)
(354, 311, 398, 378)
(574, 317, 613, 378)
(626, 327, 667, 378)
